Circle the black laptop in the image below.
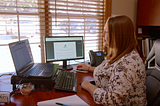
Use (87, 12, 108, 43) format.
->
(9, 39, 58, 78)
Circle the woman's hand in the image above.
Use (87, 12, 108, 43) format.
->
(77, 64, 90, 71)
(81, 80, 98, 97)
(81, 80, 90, 90)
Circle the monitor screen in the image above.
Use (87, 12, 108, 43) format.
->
(45, 36, 84, 70)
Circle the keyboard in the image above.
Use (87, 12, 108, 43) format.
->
(54, 70, 77, 92)
(22, 64, 51, 76)
(27, 65, 46, 75)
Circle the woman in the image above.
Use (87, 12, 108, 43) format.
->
(77, 15, 147, 105)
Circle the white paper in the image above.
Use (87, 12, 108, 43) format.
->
(37, 95, 89, 106)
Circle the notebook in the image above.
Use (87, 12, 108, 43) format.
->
(37, 95, 89, 106)
(9, 39, 57, 78)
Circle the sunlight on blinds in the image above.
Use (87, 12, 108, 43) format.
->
(47, 0, 105, 61)
(0, 0, 106, 73)
(0, 0, 43, 73)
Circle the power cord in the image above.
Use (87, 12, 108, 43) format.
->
(0, 72, 15, 77)
(10, 75, 29, 96)
(10, 77, 24, 96)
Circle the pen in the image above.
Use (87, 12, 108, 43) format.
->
(56, 102, 69, 106)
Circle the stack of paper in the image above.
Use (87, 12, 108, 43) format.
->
(37, 95, 89, 106)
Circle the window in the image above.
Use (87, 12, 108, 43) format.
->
(0, 0, 109, 74)
(0, 0, 42, 73)
(44, 0, 106, 64)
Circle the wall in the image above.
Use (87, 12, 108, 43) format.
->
(111, 0, 138, 29)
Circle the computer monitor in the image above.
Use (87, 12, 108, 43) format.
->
(45, 36, 84, 70)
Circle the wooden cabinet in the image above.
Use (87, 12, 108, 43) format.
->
(137, 0, 160, 26)
(136, 0, 160, 57)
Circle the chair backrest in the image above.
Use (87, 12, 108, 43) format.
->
(145, 38, 160, 106)
(154, 39, 160, 69)
(146, 69, 160, 106)
(145, 38, 160, 69)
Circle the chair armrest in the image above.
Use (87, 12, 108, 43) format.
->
(145, 55, 155, 70)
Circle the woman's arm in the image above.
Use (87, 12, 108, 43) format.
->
(81, 67, 136, 105)
(81, 80, 98, 97)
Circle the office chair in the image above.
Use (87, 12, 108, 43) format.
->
(145, 38, 160, 106)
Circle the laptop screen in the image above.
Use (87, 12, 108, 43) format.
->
(9, 39, 33, 71)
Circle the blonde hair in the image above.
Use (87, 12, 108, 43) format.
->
(106, 15, 136, 64)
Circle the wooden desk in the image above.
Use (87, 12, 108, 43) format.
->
(0, 71, 101, 106)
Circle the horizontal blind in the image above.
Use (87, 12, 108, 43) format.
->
(0, 0, 45, 73)
(0, 0, 45, 44)
(45, 0, 105, 61)
(0, 0, 106, 73)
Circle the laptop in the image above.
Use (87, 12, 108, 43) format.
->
(9, 39, 58, 78)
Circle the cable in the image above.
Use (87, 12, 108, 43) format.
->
(0, 72, 15, 77)
(10, 76, 26, 97)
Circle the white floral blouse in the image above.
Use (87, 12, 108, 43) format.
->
(93, 50, 147, 106)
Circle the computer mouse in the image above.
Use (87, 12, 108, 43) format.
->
(77, 65, 82, 69)
(75, 65, 87, 72)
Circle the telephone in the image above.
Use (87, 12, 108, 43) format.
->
(89, 50, 105, 66)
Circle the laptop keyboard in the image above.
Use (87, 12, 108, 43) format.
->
(54, 70, 77, 92)
(24, 64, 48, 76)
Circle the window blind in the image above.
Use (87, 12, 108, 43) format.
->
(0, 0, 109, 73)
(42, 0, 105, 62)
(0, 0, 44, 73)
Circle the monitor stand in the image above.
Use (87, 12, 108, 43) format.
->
(58, 60, 73, 70)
